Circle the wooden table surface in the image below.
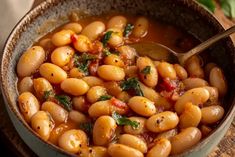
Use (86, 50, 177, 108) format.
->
(0, 1, 234, 157)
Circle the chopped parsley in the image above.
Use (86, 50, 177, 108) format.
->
(54, 95, 72, 111)
(124, 23, 134, 37)
(112, 112, 140, 129)
(120, 77, 144, 96)
(98, 95, 112, 101)
(103, 48, 112, 56)
(141, 66, 151, 75)
(74, 54, 96, 75)
(102, 31, 113, 46)
(43, 90, 55, 100)
(197, 0, 215, 12)
(80, 122, 94, 135)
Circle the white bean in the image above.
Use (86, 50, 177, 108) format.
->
(132, 17, 149, 38)
(107, 16, 127, 31)
(97, 65, 125, 81)
(18, 77, 34, 93)
(209, 67, 227, 97)
(93, 116, 117, 146)
(18, 92, 40, 123)
(17, 46, 45, 77)
(170, 127, 202, 155)
(147, 138, 171, 157)
(58, 129, 88, 153)
(201, 105, 224, 124)
(41, 101, 68, 124)
(61, 78, 89, 96)
(31, 111, 55, 141)
(108, 144, 144, 157)
(183, 78, 208, 90)
(82, 21, 105, 41)
(174, 87, 210, 114)
(128, 96, 156, 117)
(146, 111, 179, 133)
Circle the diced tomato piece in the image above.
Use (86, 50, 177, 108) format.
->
(160, 78, 176, 92)
(110, 97, 127, 109)
(71, 34, 77, 43)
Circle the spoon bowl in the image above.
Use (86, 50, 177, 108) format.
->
(131, 25, 235, 65)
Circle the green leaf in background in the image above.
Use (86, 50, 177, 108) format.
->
(220, 0, 235, 18)
(197, 0, 216, 13)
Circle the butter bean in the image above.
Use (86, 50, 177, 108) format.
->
(93, 116, 117, 146)
(51, 46, 74, 67)
(39, 63, 67, 84)
(175, 88, 210, 114)
(108, 144, 144, 157)
(146, 111, 179, 133)
(18, 77, 34, 93)
(97, 65, 125, 81)
(18, 92, 40, 123)
(31, 111, 54, 141)
(119, 134, 147, 153)
(17, 46, 45, 77)
(201, 105, 224, 124)
(147, 138, 171, 157)
(179, 102, 201, 128)
(82, 21, 105, 41)
(170, 127, 201, 155)
(41, 101, 68, 124)
(128, 96, 156, 117)
(51, 29, 74, 46)
(132, 17, 149, 38)
(58, 129, 88, 153)
(61, 78, 89, 96)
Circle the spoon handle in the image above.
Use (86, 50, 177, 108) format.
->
(179, 25, 235, 65)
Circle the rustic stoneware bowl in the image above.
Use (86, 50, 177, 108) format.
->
(1, 0, 235, 156)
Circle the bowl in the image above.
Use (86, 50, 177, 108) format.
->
(1, 0, 235, 156)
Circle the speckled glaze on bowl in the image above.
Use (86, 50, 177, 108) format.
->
(1, 0, 235, 157)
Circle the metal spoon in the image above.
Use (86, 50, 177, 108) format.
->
(130, 25, 235, 65)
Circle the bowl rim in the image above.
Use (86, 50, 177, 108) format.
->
(1, 0, 235, 156)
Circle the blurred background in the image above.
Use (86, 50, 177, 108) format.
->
(0, 0, 34, 51)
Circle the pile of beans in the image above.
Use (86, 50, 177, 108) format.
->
(16, 15, 227, 157)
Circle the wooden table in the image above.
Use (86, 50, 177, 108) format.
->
(0, 1, 234, 157)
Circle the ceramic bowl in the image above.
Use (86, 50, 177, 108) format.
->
(1, 0, 235, 156)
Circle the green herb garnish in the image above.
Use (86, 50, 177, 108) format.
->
(103, 48, 112, 56)
(141, 66, 151, 75)
(102, 31, 113, 46)
(55, 95, 72, 111)
(112, 112, 140, 129)
(98, 95, 112, 101)
(74, 54, 96, 75)
(220, 0, 235, 18)
(80, 122, 94, 135)
(120, 77, 144, 96)
(124, 23, 134, 37)
(197, 0, 215, 13)
(43, 90, 55, 100)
